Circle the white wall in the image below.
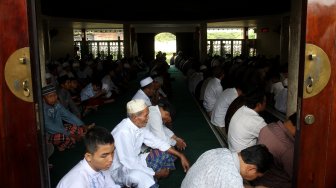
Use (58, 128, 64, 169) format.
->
(49, 27, 74, 60)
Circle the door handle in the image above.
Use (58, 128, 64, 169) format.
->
(303, 44, 331, 99)
(4, 47, 33, 102)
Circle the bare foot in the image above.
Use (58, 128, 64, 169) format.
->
(154, 168, 170, 179)
(86, 123, 96, 130)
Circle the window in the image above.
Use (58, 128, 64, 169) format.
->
(73, 29, 124, 60)
(207, 27, 257, 57)
(207, 28, 244, 39)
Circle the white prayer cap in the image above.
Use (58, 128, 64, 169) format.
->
(127, 99, 147, 114)
(200, 65, 207, 70)
(282, 78, 288, 87)
(45, 73, 52, 79)
(59, 71, 67, 77)
(72, 62, 80, 68)
(140, 77, 153, 87)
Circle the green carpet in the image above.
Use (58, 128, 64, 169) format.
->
(157, 67, 221, 187)
(49, 66, 221, 187)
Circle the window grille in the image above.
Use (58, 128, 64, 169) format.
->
(73, 29, 124, 60)
(232, 40, 242, 57)
(207, 27, 257, 57)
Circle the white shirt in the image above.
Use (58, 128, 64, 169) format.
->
(132, 89, 152, 106)
(203, 77, 223, 112)
(274, 88, 287, 114)
(80, 83, 95, 101)
(211, 88, 238, 127)
(110, 118, 170, 186)
(228, 106, 267, 152)
(181, 148, 243, 188)
(188, 72, 203, 94)
(147, 106, 176, 146)
(270, 82, 284, 97)
(57, 159, 120, 188)
(199, 77, 211, 101)
(102, 75, 120, 98)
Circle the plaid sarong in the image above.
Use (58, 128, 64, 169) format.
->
(146, 149, 176, 172)
(48, 124, 85, 151)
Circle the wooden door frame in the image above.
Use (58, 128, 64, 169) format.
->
(0, 0, 50, 186)
(27, 0, 50, 186)
(292, 0, 336, 187)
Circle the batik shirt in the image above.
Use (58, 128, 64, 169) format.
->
(181, 148, 243, 188)
(43, 101, 84, 136)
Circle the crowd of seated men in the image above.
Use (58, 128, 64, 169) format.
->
(43, 53, 145, 152)
(45, 51, 192, 188)
(45, 50, 293, 188)
(178, 52, 294, 188)
(176, 53, 288, 116)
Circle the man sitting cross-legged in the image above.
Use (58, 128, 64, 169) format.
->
(42, 85, 94, 151)
(132, 77, 156, 106)
(110, 99, 190, 188)
(56, 75, 81, 118)
(57, 126, 120, 188)
(80, 78, 114, 116)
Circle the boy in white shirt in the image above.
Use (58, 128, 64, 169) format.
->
(147, 102, 187, 150)
(57, 126, 120, 188)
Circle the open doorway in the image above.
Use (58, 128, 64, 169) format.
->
(154, 32, 176, 63)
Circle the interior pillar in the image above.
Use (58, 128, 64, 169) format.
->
(199, 22, 207, 64)
(123, 24, 131, 58)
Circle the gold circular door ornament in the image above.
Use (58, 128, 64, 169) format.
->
(4, 47, 33, 102)
(303, 44, 331, 99)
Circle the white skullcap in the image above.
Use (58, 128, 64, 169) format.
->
(140, 77, 153, 87)
(127, 99, 147, 114)
(200, 65, 207, 70)
(45, 73, 52, 79)
(282, 78, 288, 87)
(72, 62, 80, 68)
(59, 71, 67, 77)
